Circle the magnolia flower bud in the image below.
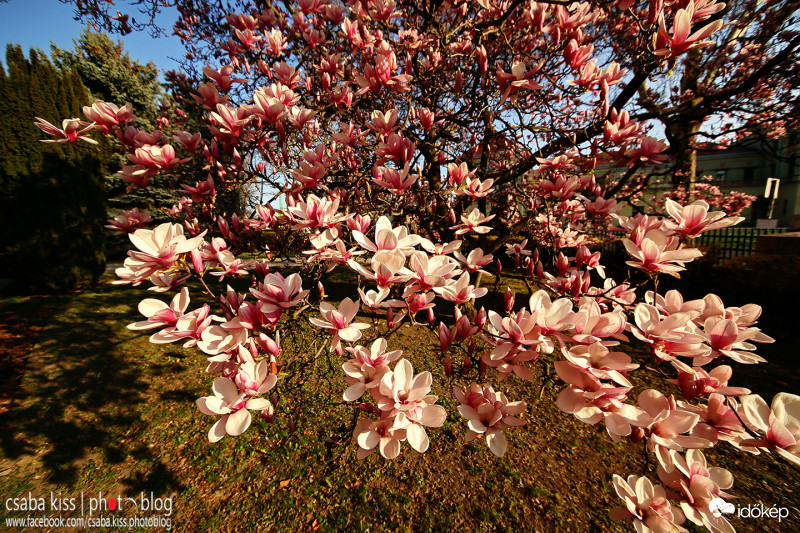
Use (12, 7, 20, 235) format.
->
(504, 287, 515, 313)
(475, 307, 487, 329)
(190, 249, 204, 274)
(438, 322, 452, 352)
(462, 355, 471, 374)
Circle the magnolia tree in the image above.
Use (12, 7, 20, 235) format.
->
(40, 0, 800, 531)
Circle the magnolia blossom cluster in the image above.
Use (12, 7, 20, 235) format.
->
(611, 391, 800, 533)
(346, 345, 447, 459)
(37, 0, 800, 529)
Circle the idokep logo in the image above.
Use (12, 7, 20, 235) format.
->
(709, 497, 791, 523)
(709, 497, 735, 518)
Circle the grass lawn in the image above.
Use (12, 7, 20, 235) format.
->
(0, 271, 798, 532)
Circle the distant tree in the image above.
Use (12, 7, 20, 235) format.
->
(51, 29, 188, 247)
(0, 44, 106, 291)
(52, 28, 161, 128)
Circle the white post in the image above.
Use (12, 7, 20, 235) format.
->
(764, 178, 780, 220)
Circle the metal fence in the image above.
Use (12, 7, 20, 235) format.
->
(693, 226, 789, 261)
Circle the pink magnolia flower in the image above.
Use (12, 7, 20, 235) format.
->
(353, 414, 407, 459)
(115, 223, 206, 282)
(653, 6, 723, 57)
(450, 208, 495, 235)
(678, 393, 749, 448)
(739, 393, 800, 467)
(496, 60, 542, 103)
(147, 271, 191, 293)
(105, 207, 152, 234)
(447, 162, 475, 186)
(251, 272, 309, 314)
(288, 193, 347, 229)
(695, 316, 770, 366)
(663, 198, 744, 238)
(570, 298, 628, 344)
(375, 132, 415, 163)
(342, 338, 402, 401)
(669, 365, 750, 401)
(657, 449, 734, 533)
(420, 239, 462, 256)
(456, 177, 495, 199)
(202, 64, 246, 92)
(234, 353, 278, 397)
(173, 130, 203, 152)
(453, 247, 493, 274)
(309, 298, 371, 351)
(372, 164, 417, 193)
(127, 143, 191, 172)
(505, 239, 532, 257)
(83, 101, 134, 134)
(625, 136, 669, 164)
(352, 216, 425, 255)
(196, 377, 274, 442)
(127, 287, 190, 340)
(454, 383, 526, 457)
(376, 359, 447, 452)
(609, 475, 687, 533)
(637, 389, 712, 461)
(562, 342, 638, 387)
(367, 109, 399, 136)
(116, 164, 155, 191)
(555, 360, 645, 441)
(528, 290, 576, 336)
(482, 341, 541, 381)
(623, 229, 703, 275)
(406, 251, 459, 292)
(181, 176, 216, 204)
(348, 250, 409, 288)
(34, 117, 97, 144)
(436, 272, 488, 304)
(196, 316, 247, 355)
(358, 287, 391, 313)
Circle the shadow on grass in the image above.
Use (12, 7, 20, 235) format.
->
(0, 281, 184, 493)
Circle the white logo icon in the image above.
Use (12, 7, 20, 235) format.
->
(709, 497, 735, 518)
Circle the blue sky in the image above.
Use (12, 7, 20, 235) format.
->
(0, 0, 186, 76)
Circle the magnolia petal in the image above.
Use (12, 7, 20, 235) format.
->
(379, 437, 401, 459)
(407, 424, 429, 453)
(226, 408, 252, 436)
(208, 418, 227, 443)
(419, 405, 447, 427)
(486, 430, 507, 458)
(343, 382, 367, 402)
